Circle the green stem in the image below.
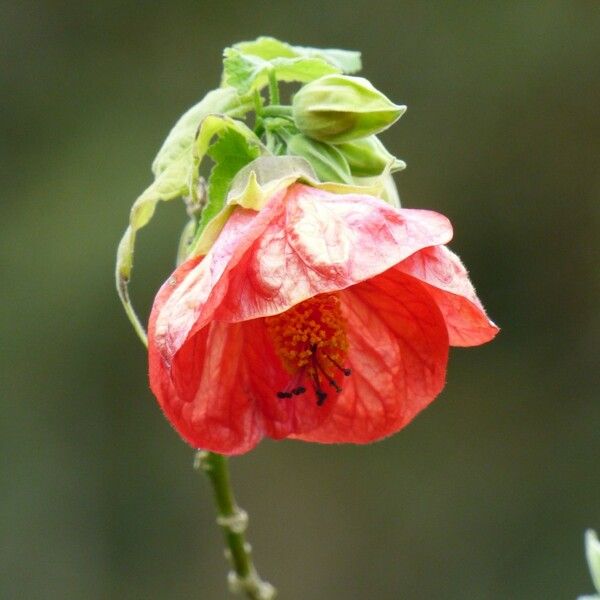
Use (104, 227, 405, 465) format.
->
(195, 451, 277, 600)
(262, 105, 293, 118)
(267, 69, 280, 105)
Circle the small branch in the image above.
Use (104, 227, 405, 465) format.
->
(195, 451, 277, 600)
(116, 274, 148, 346)
(262, 105, 293, 118)
(267, 69, 280, 106)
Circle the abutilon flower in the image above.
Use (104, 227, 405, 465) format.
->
(148, 182, 498, 455)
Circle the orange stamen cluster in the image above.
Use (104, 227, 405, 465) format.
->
(265, 294, 351, 405)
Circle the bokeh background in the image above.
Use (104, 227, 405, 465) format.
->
(2, 2, 599, 598)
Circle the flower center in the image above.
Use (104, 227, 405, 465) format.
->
(264, 294, 351, 405)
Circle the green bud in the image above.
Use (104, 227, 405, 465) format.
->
(336, 136, 406, 176)
(286, 134, 352, 183)
(292, 75, 405, 143)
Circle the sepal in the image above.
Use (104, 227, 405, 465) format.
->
(353, 170, 401, 208)
(336, 136, 406, 176)
(286, 134, 352, 183)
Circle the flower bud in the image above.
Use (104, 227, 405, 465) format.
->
(286, 134, 352, 183)
(292, 75, 405, 143)
(336, 136, 406, 176)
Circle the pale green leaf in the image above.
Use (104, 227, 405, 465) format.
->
(223, 49, 338, 95)
(116, 113, 262, 343)
(234, 37, 298, 60)
(221, 51, 269, 94)
(272, 56, 338, 85)
(115, 158, 188, 345)
(152, 88, 252, 177)
(234, 36, 362, 74)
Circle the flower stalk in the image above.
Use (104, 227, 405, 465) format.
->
(195, 451, 276, 600)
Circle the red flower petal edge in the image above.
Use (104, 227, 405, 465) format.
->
(148, 183, 498, 454)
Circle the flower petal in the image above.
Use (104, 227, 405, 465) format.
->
(149, 259, 263, 454)
(148, 255, 335, 453)
(397, 245, 499, 346)
(293, 268, 449, 444)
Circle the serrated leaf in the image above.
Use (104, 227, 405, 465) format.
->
(189, 114, 265, 200)
(203, 129, 261, 228)
(234, 36, 362, 74)
(223, 49, 338, 96)
(152, 87, 252, 177)
(222, 50, 270, 94)
(187, 115, 266, 256)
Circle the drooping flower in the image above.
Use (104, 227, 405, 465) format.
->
(148, 183, 498, 455)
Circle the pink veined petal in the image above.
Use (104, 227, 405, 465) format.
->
(148, 255, 336, 453)
(147, 182, 493, 453)
(147, 256, 261, 454)
(397, 245, 499, 346)
(153, 184, 453, 354)
(293, 269, 449, 444)
(190, 183, 453, 328)
(150, 318, 264, 455)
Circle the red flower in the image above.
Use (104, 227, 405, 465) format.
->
(148, 183, 498, 455)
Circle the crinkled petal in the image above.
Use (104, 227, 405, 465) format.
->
(148, 251, 336, 453)
(149, 260, 263, 454)
(397, 245, 499, 346)
(154, 183, 453, 357)
(293, 268, 449, 444)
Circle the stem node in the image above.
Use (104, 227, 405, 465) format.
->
(195, 451, 277, 599)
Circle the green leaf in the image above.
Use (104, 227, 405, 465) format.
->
(234, 36, 362, 74)
(222, 49, 338, 96)
(152, 87, 252, 177)
(222, 51, 268, 94)
(273, 56, 339, 86)
(187, 115, 265, 254)
(189, 114, 265, 201)
(202, 128, 262, 230)
(115, 113, 263, 343)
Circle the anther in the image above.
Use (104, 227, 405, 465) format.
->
(311, 370, 328, 406)
(312, 352, 342, 394)
(326, 354, 352, 376)
(292, 386, 306, 395)
(276, 391, 293, 399)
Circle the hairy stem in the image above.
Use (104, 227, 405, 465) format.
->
(195, 451, 277, 600)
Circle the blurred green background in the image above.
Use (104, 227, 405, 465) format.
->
(2, 2, 599, 598)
